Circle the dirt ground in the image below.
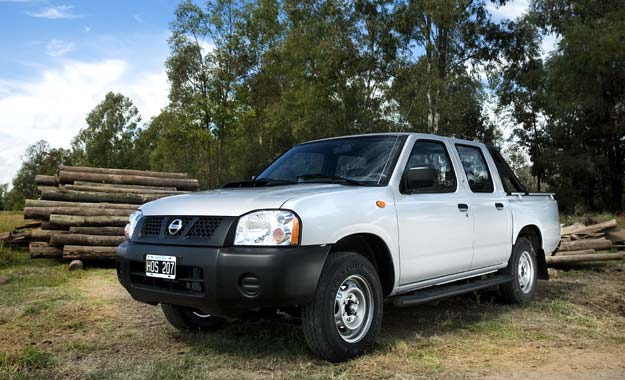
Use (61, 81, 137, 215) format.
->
(1, 245, 624, 380)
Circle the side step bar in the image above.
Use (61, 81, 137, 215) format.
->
(392, 275, 513, 307)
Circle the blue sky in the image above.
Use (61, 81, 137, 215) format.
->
(0, 0, 552, 186)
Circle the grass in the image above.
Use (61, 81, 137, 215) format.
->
(0, 212, 624, 379)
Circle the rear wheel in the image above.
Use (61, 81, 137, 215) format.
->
(302, 252, 383, 362)
(161, 304, 226, 331)
(499, 236, 538, 304)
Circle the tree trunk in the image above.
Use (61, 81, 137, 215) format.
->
(41, 189, 172, 205)
(26, 199, 138, 210)
(73, 181, 177, 191)
(547, 252, 624, 265)
(25, 207, 132, 220)
(35, 175, 58, 186)
(70, 226, 126, 236)
(29, 242, 63, 258)
(58, 165, 190, 179)
(57, 171, 199, 191)
(50, 234, 126, 247)
(31, 229, 69, 242)
(49, 214, 129, 227)
(558, 238, 613, 252)
(63, 245, 117, 260)
(61, 185, 189, 195)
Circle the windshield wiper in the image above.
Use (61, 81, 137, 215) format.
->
(297, 174, 365, 186)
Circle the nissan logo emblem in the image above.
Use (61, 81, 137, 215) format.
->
(168, 219, 183, 235)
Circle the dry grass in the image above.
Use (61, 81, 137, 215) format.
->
(0, 249, 624, 380)
(0, 213, 624, 379)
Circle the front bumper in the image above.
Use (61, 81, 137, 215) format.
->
(116, 241, 330, 317)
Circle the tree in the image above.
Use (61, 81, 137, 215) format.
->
(71, 92, 141, 169)
(393, 0, 505, 135)
(0, 184, 7, 211)
(5, 141, 71, 211)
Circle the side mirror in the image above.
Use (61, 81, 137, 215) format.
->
(403, 167, 435, 192)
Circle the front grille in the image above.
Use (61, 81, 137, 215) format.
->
(129, 261, 204, 294)
(141, 217, 162, 236)
(187, 217, 224, 239)
(140, 216, 224, 240)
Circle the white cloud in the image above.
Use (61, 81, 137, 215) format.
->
(487, 0, 530, 21)
(28, 5, 83, 19)
(46, 39, 75, 57)
(541, 32, 561, 59)
(0, 60, 169, 185)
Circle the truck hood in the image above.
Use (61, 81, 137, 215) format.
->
(139, 183, 352, 216)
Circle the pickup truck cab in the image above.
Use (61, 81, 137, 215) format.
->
(117, 133, 560, 362)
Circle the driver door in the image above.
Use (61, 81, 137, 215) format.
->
(395, 138, 474, 285)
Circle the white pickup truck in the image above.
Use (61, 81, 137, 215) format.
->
(117, 133, 560, 362)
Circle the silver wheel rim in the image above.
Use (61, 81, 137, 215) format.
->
(518, 251, 534, 293)
(334, 274, 374, 343)
(192, 311, 211, 318)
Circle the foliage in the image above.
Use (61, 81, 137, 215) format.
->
(4, 141, 71, 211)
(71, 92, 141, 169)
(0, 184, 7, 211)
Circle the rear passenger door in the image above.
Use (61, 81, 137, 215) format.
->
(395, 138, 474, 285)
(455, 144, 512, 269)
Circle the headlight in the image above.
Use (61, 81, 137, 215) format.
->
(125, 210, 143, 239)
(234, 210, 300, 246)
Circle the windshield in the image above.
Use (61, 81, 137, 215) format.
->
(256, 135, 406, 186)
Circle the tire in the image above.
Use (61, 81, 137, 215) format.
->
(302, 252, 383, 362)
(499, 236, 538, 304)
(161, 304, 226, 331)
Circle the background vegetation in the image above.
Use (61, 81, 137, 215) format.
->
(1, 0, 624, 214)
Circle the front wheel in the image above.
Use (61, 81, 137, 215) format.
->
(161, 304, 226, 331)
(302, 252, 383, 362)
(499, 236, 538, 304)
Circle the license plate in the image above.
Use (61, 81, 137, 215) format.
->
(145, 254, 176, 279)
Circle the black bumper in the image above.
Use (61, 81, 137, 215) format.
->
(116, 241, 330, 317)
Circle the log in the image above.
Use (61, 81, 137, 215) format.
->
(0, 232, 10, 241)
(14, 221, 41, 230)
(69, 226, 126, 236)
(25, 207, 133, 220)
(49, 214, 128, 227)
(41, 189, 172, 204)
(561, 219, 618, 235)
(558, 238, 613, 252)
(26, 199, 138, 210)
(31, 229, 69, 242)
(40, 222, 70, 231)
(29, 242, 62, 258)
(59, 165, 190, 179)
(35, 174, 58, 186)
(605, 229, 625, 244)
(61, 185, 190, 195)
(58, 171, 199, 191)
(63, 245, 117, 260)
(546, 252, 624, 265)
(557, 249, 596, 256)
(73, 181, 177, 191)
(37, 186, 58, 193)
(50, 234, 126, 247)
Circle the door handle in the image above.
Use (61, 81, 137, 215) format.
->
(457, 203, 469, 212)
(495, 202, 504, 210)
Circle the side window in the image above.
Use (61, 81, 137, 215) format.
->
(401, 140, 457, 194)
(455, 145, 494, 193)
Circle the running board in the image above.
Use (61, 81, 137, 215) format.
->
(392, 275, 513, 307)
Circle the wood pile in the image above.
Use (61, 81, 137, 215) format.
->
(26, 165, 199, 261)
(550, 219, 625, 265)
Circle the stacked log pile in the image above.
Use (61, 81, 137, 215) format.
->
(27, 165, 199, 261)
(550, 219, 625, 265)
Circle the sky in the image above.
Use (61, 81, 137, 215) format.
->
(0, 0, 556, 186)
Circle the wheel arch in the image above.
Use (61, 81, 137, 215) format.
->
(516, 224, 549, 280)
(331, 233, 395, 297)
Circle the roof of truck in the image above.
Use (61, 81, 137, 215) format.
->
(302, 132, 486, 147)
